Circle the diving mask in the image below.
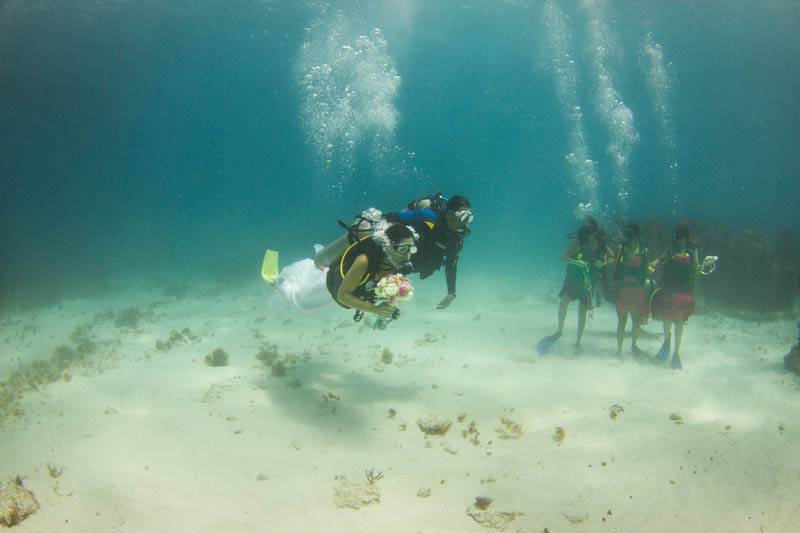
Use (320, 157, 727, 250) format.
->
(454, 209, 474, 226)
(392, 243, 417, 255)
(386, 239, 417, 267)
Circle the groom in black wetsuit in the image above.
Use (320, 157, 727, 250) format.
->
(385, 194, 473, 310)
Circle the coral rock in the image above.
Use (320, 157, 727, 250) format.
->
(417, 415, 452, 436)
(0, 477, 39, 527)
(465, 500, 521, 531)
(333, 479, 380, 509)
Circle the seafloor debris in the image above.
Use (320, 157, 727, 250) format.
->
(380, 347, 394, 364)
(553, 427, 566, 446)
(462, 420, 481, 445)
(46, 463, 63, 478)
(609, 404, 624, 420)
(417, 487, 431, 498)
(417, 415, 452, 436)
(465, 497, 522, 531)
(155, 327, 197, 351)
(333, 477, 380, 509)
(669, 413, 684, 425)
(414, 332, 440, 346)
(563, 512, 590, 524)
(495, 417, 523, 440)
(320, 392, 340, 416)
(0, 476, 39, 527)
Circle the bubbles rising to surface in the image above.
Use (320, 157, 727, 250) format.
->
(541, 0, 599, 220)
(297, 13, 402, 194)
(641, 31, 679, 215)
(582, 0, 639, 218)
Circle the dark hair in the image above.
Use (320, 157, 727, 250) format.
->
(673, 221, 692, 243)
(623, 223, 641, 241)
(385, 224, 414, 243)
(577, 217, 600, 246)
(583, 217, 599, 233)
(445, 195, 471, 212)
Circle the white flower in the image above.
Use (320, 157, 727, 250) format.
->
(383, 283, 398, 297)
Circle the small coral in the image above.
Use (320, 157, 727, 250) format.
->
(553, 427, 566, 446)
(204, 348, 229, 367)
(475, 496, 493, 510)
(365, 468, 384, 485)
(270, 360, 287, 377)
(380, 347, 393, 364)
(466, 498, 522, 530)
(256, 343, 279, 366)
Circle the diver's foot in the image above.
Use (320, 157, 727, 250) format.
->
(573, 342, 582, 354)
(615, 348, 623, 360)
(670, 353, 683, 370)
(631, 344, 642, 354)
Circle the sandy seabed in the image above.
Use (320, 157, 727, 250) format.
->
(1, 274, 799, 532)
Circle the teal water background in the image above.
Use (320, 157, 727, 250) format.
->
(1, 0, 798, 303)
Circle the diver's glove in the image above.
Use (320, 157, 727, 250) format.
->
(437, 294, 456, 310)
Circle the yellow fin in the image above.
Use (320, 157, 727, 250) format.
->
(261, 249, 279, 285)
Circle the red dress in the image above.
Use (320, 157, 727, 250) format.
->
(652, 253, 695, 321)
(615, 252, 648, 316)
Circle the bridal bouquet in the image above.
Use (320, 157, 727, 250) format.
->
(374, 273, 414, 305)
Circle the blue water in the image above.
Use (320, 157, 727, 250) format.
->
(1, 0, 799, 304)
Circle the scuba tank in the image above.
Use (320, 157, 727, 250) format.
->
(405, 192, 448, 213)
(314, 208, 385, 269)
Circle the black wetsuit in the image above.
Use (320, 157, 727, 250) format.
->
(384, 208, 464, 295)
(326, 237, 385, 308)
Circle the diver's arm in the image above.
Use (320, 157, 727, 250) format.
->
(336, 255, 394, 318)
(561, 241, 584, 266)
(437, 244, 461, 309)
(384, 209, 436, 225)
(444, 251, 459, 295)
(649, 249, 669, 272)
(604, 244, 617, 265)
(691, 248, 701, 274)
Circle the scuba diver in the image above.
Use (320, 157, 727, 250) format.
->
(262, 208, 416, 317)
(326, 215, 417, 322)
(383, 193, 473, 310)
(649, 222, 700, 370)
(537, 217, 616, 354)
(613, 223, 650, 358)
